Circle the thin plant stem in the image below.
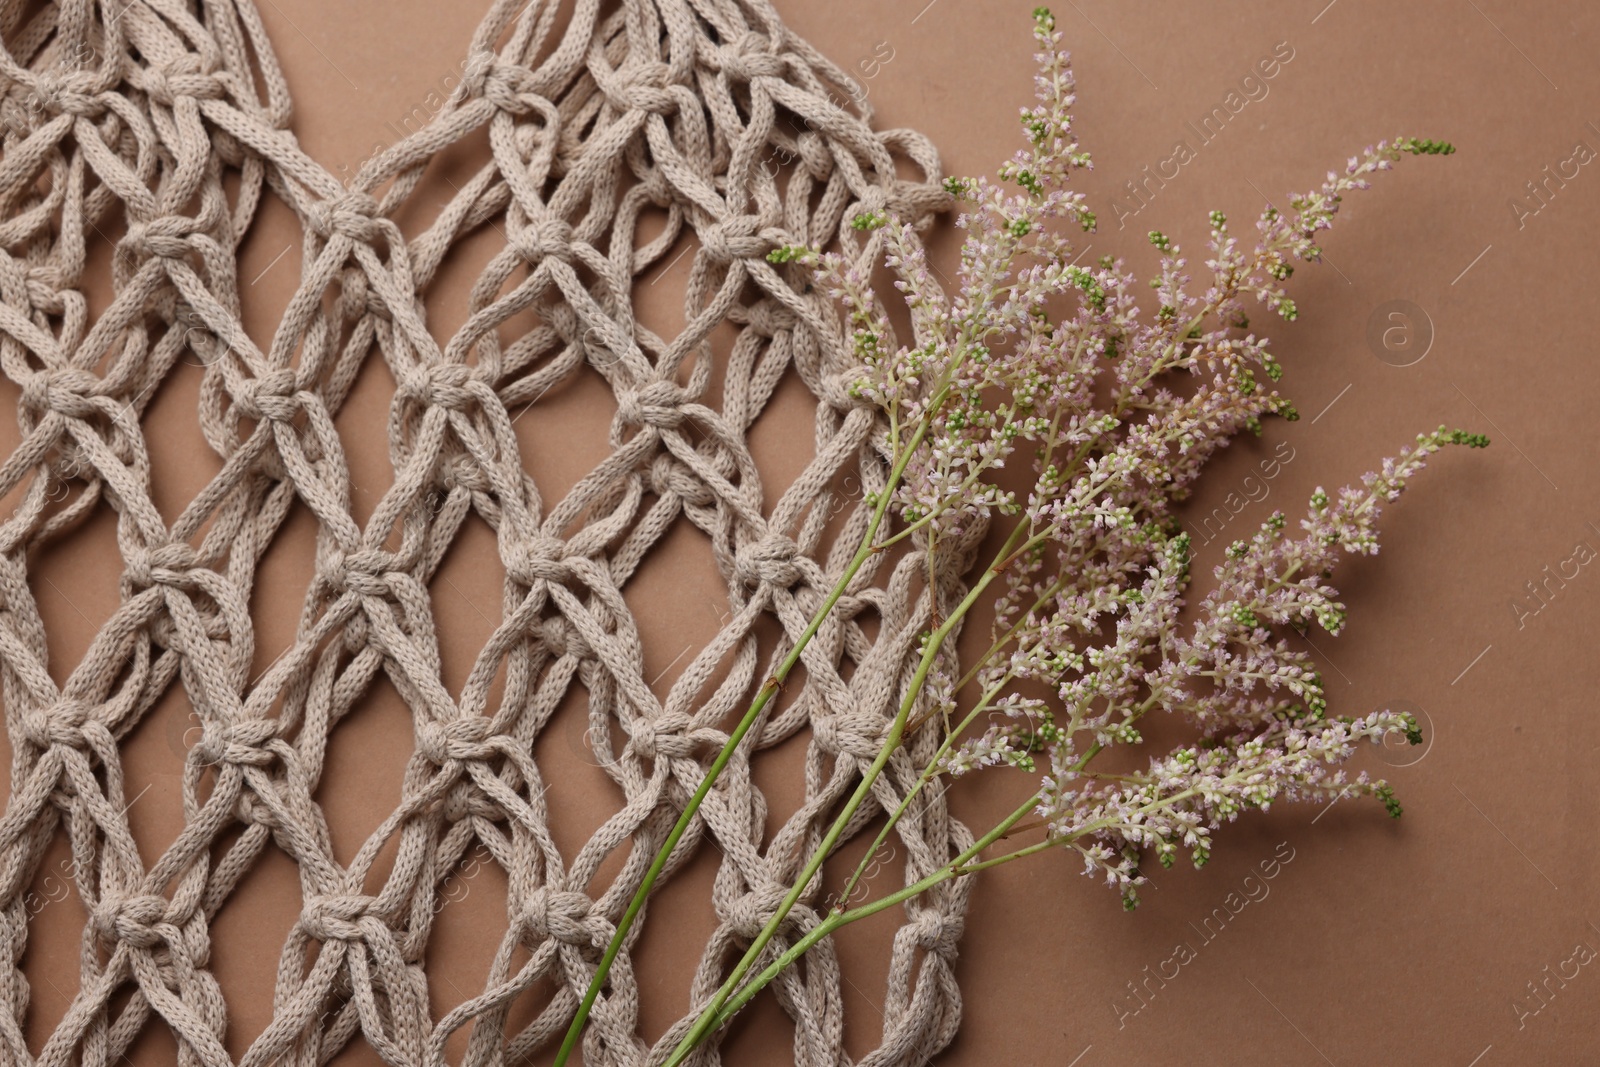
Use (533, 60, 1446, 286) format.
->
(683, 741, 1105, 1055)
(665, 519, 1030, 1059)
(551, 415, 935, 1067)
(819, 517, 1076, 943)
(832, 665, 1017, 912)
(680, 795, 1045, 1057)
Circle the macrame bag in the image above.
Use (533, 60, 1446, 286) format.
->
(0, 1, 979, 1063)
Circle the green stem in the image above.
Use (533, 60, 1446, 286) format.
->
(701, 741, 1103, 1047)
(832, 665, 1017, 912)
(664, 519, 1032, 1062)
(671, 793, 1044, 1064)
(803, 506, 1076, 963)
(831, 525, 1081, 942)
(551, 418, 933, 1067)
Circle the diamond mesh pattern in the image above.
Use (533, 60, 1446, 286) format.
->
(0, 1, 975, 1063)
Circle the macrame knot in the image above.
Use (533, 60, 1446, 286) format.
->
(125, 542, 201, 589)
(626, 711, 696, 762)
(812, 709, 887, 760)
(739, 298, 799, 339)
(299, 894, 381, 942)
(361, 285, 395, 321)
(649, 454, 715, 507)
(511, 216, 575, 263)
(49, 86, 106, 119)
(461, 50, 538, 115)
(535, 615, 589, 659)
(733, 532, 802, 589)
(195, 717, 280, 767)
(401, 362, 478, 412)
(820, 370, 861, 411)
(908, 910, 963, 957)
(121, 215, 202, 262)
(416, 717, 495, 765)
(708, 33, 787, 82)
(324, 547, 394, 598)
(724, 883, 792, 940)
(20, 698, 91, 750)
(441, 782, 472, 822)
(23, 264, 67, 309)
(515, 887, 594, 946)
(236, 791, 282, 830)
(616, 379, 689, 431)
(234, 368, 299, 422)
(697, 215, 784, 265)
(607, 60, 678, 116)
(441, 780, 503, 821)
(31, 73, 106, 119)
(440, 455, 490, 494)
(20, 367, 101, 419)
(796, 130, 834, 181)
(142, 57, 227, 107)
(506, 534, 573, 586)
(91, 893, 172, 950)
(308, 191, 380, 244)
(18, 74, 62, 115)
(853, 184, 917, 227)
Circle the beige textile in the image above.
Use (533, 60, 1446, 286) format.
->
(0, 0, 974, 1064)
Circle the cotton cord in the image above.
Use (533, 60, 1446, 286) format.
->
(0, 1, 981, 1064)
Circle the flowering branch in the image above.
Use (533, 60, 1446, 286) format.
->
(569, 8, 1482, 1064)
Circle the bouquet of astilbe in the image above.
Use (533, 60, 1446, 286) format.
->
(558, 8, 1484, 1062)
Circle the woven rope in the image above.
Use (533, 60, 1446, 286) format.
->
(0, 1, 980, 1064)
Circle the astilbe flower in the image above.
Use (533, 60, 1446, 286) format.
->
(818, 7, 1482, 909)
(564, 11, 1483, 1060)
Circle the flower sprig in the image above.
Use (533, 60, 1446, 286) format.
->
(558, 9, 1479, 1062)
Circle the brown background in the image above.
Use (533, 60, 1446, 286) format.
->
(6, 0, 1598, 1065)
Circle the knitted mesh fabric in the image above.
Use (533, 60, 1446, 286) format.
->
(0, 1, 982, 1064)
